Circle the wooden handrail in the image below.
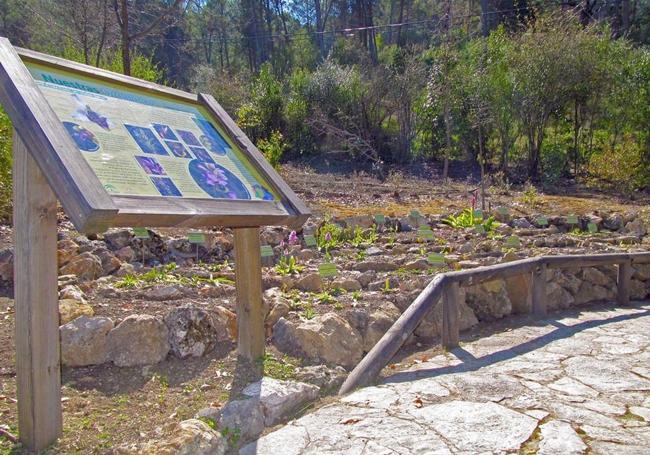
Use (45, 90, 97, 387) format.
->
(338, 251, 650, 395)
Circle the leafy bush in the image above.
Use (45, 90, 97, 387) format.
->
(257, 130, 287, 169)
(0, 107, 13, 223)
(443, 209, 497, 232)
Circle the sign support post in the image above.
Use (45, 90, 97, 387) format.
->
(234, 227, 265, 364)
(12, 131, 62, 451)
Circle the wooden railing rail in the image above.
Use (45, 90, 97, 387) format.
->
(338, 252, 650, 395)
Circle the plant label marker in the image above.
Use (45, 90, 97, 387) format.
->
(133, 227, 150, 239)
(567, 215, 579, 225)
(536, 216, 548, 226)
(588, 222, 598, 233)
(188, 232, 206, 262)
(474, 225, 487, 235)
(497, 206, 509, 216)
(0, 40, 311, 451)
(318, 262, 338, 278)
(427, 253, 445, 267)
(260, 245, 274, 258)
(418, 226, 435, 241)
(505, 236, 521, 248)
(473, 209, 483, 220)
(410, 210, 421, 220)
(374, 214, 385, 225)
(304, 234, 317, 248)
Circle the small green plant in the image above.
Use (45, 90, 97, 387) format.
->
(351, 290, 362, 301)
(382, 278, 392, 293)
(355, 249, 367, 261)
(275, 254, 304, 276)
(334, 301, 344, 311)
(520, 183, 541, 207)
(349, 226, 378, 248)
(302, 303, 316, 319)
(114, 274, 138, 288)
(198, 416, 217, 430)
(443, 208, 497, 233)
(220, 426, 242, 446)
(317, 217, 345, 251)
(314, 290, 337, 305)
(256, 353, 297, 380)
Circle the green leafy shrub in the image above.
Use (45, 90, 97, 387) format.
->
(0, 107, 13, 223)
(443, 209, 497, 232)
(257, 130, 287, 169)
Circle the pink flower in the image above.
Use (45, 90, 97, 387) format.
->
(325, 232, 332, 242)
(288, 231, 298, 245)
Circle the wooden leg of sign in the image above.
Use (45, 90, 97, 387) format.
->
(234, 227, 265, 363)
(12, 131, 62, 451)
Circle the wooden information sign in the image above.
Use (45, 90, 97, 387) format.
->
(0, 38, 310, 452)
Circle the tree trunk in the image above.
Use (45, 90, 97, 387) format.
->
(118, 0, 131, 76)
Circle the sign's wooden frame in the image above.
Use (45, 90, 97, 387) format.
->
(0, 37, 310, 452)
(0, 38, 310, 233)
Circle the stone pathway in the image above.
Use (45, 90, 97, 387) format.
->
(241, 302, 650, 454)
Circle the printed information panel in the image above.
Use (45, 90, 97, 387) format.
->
(26, 62, 277, 202)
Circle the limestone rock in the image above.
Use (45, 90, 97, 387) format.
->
(415, 296, 478, 338)
(295, 273, 322, 292)
(505, 274, 531, 314)
(0, 248, 13, 282)
(624, 219, 646, 237)
(59, 298, 94, 325)
(547, 282, 575, 310)
(574, 282, 609, 305)
(198, 399, 264, 442)
(538, 420, 587, 455)
(140, 284, 185, 301)
(59, 252, 103, 281)
(118, 419, 227, 455)
(115, 246, 135, 262)
(60, 316, 113, 367)
(581, 267, 611, 287)
(242, 377, 320, 426)
(108, 314, 170, 367)
(603, 213, 623, 231)
(363, 304, 401, 352)
(211, 306, 237, 342)
(333, 278, 362, 292)
(59, 285, 87, 304)
(555, 271, 582, 295)
(410, 401, 537, 453)
(633, 263, 650, 281)
(104, 229, 134, 250)
(272, 313, 363, 368)
(295, 365, 347, 391)
(57, 239, 79, 267)
(512, 217, 533, 229)
(164, 306, 218, 358)
(465, 280, 512, 321)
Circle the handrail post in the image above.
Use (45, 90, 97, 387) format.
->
(532, 261, 547, 316)
(617, 259, 632, 306)
(442, 281, 460, 348)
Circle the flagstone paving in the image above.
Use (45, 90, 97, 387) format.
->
(241, 302, 650, 454)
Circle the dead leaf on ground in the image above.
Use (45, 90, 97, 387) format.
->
(340, 418, 362, 425)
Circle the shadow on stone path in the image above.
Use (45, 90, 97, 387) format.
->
(241, 302, 650, 455)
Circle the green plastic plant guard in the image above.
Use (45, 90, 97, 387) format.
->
(260, 245, 274, 257)
(304, 234, 317, 247)
(505, 236, 521, 248)
(427, 253, 445, 266)
(187, 232, 206, 244)
(318, 262, 337, 278)
(133, 227, 149, 239)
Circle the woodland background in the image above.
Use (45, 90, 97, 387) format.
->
(0, 0, 649, 220)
